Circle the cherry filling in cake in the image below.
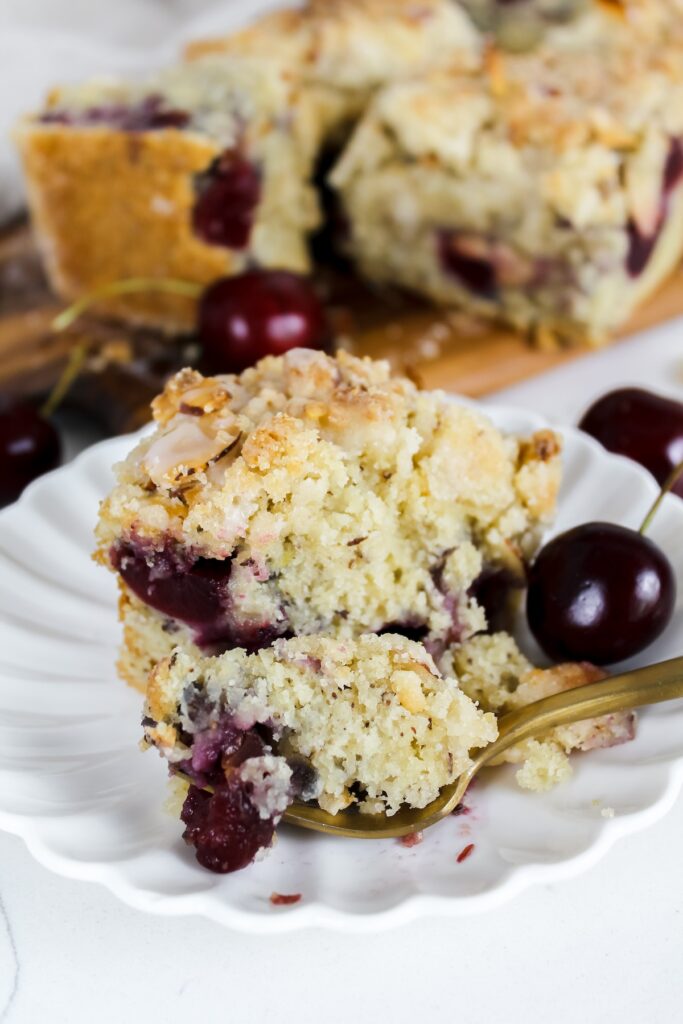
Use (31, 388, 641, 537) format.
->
(468, 564, 525, 632)
(437, 231, 499, 297)
(112, 534, 496, 658)
(180, 781, 278, 873)
(148, 686, 315, 873)
(112, 532, 511, 663)
(111, 539, 289, 653)
(192, 151, 262, 249)
(41, 97, 262, 252)
(437, 231, 546, 298)
(437, 139, 683, 295)
(39, 95, 190, 131)
(626, 139, 683, 277)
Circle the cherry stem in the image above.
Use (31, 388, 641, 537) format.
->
(51, 278, 202, 334)
(40, 343, 88, 419)
(639, 460, 683, 535)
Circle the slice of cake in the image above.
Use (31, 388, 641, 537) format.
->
(94, 349, 562, 691)
(144, 634, 497, 871)
(16, 54, 331, 332)
(330, 35, 683, 346)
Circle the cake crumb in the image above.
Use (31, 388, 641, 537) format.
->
(456, 843, 475, 864)
(270, 892, 302, 906)
(399, 831, 423, 848)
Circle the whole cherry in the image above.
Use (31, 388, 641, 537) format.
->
(527, 456, 680, 665)
(579, 388, 683, 499)
(0, 401, 61, 507)
(51, 269, 330, 378)
(526, 522, 676, 664)
(198, 270, 327, 374)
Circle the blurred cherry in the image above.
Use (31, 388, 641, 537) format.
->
(579, 388, 683, 499)
(199, 270, 327, 373)
(192, 153, 261, 250)
(0, 401, 61, 506)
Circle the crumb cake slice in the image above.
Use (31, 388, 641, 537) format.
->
(330, 35, 683, 346)
(16, 55, 331, 332)
(449, 633, 636, 790)
(144, 634, 497, 871)
(95, 349, 562, 691)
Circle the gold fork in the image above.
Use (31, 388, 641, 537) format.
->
(280, 656, 683, 838)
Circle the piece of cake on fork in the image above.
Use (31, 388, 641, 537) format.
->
(142, 634, 498, 871)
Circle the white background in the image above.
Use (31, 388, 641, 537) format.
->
(1, 320, 682, 1024)
(1, 1, 682, 1019)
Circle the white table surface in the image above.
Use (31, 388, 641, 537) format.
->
(2, 319, 683, 1023)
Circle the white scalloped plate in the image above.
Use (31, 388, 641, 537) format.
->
(1, 402, 682, 934)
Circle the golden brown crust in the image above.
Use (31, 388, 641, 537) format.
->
(145, 654, 178, 723)
(117, 588, 161, 693)
(17, 123, 230, 331)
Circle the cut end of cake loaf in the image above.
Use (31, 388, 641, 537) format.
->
(16, 55, 326, 331)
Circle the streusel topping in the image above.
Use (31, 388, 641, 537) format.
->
(185, 0, 480, 95)
(332, 34, 683, 233)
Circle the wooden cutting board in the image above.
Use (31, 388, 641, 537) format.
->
(2, 218, 683, 431)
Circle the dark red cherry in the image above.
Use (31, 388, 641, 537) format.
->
(579, 388, 683, 499)
(111, 541, 287, 652)
(198, 270, 327, 374)
(0, 401, 61, 507)
(41, 96, 190, 131)
(192, 152, 261, 250)
(527, 522, 676, 664)
(437, 231, 497, 297)
(625, 140, 683, 276)
(180, 779, 276, 874)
